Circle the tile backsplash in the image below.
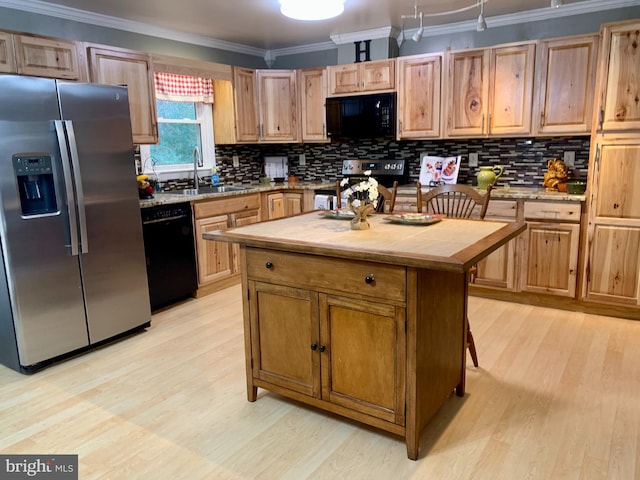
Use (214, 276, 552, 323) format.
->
(213, 136, 590, 188)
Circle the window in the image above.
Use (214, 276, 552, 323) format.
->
(140, 99, 214, 174)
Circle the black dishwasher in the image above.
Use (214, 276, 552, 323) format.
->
(141, 202, 198, 311)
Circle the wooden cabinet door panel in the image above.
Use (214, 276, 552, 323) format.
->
(299, 68, 328, 142)
(586, 225, 640, 304)
(233, 67, 259, 142)
(258, 70, 297, 142)
(474, 240, 516, 290)
(195, 215, 232, 285)
(284, 192, 303, 216)
(231, 210, 260, 274)
(267, 193, 285, 220)
(250, 282, 320, 397)
(535, 35, 598, 135)
(88, 47, 157, 144)
(0, 32, 16, 73)
(601, 24, 640, 131)
(361, 59, 395, 91)
(14, 35, 80, 80)
(594, 143, 640, 221)
(447, 49, 489, 136)
(320, 295, 406, 425)
(522, 223, 580, 297)
(397, 54, 442, 139)
(489, 44, 535, 135)
(329, 64, 360, 94)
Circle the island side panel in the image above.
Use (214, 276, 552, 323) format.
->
(240, 245, 258, 402)
(415, 267, 467, 448)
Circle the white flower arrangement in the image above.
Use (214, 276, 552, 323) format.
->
(340, 170, 379, 209)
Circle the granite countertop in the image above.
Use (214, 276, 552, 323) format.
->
(139, 181, 335, 208)
(140, 182, 586, 208)
(396, 185, 586, 202)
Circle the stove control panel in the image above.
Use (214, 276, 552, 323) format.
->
(341, 159, 405, 176)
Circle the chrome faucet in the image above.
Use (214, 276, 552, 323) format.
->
(193, 146, 201, 193)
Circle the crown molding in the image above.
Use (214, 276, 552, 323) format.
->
(2, 0, 639, 61)
(0, 0, 267, 57)
(329, 26, 399, 45)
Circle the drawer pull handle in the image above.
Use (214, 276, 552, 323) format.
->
(365, 274, 375, 284)
(265, 261, 273, 269)
(319, 345, 326, 352)
(311, 343, 317, 350)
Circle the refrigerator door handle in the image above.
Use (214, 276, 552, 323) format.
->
(54, 120, 80, 256)
(64, 120, 89, 255)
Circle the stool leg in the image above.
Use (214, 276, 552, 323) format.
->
(467, 320, 479, 367)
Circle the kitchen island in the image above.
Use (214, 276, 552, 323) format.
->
(204, 212, 525, 460)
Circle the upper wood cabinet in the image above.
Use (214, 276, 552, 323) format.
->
(0, 31, 16, 73)
(14, 34, 81, 80)
(87, 45, 158, 144)
(298, 67, 328, 142)
(232, 68, 298, 143)
(533, 34, 599, 136)
(233, 67, 259, 142)
(328, 59, 395, 95)
(257, 69, 298, 142)
(596, 20, 640, 132)
(446, 42, 535, 137)
(0, 30, 81, 79)
(396, 53, 442, 139)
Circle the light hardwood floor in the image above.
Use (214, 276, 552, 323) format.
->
(1, 285, 639, 479)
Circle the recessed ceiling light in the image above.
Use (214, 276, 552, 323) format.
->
(279, 0, 345, 21)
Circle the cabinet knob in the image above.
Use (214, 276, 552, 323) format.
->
(319, 345, 326, 352)
(311, 343, 318, 350)
(365, 274, 375, 284)
(265, 261, 273, 269)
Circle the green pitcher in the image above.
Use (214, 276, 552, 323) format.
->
(476, 165, 504, 190)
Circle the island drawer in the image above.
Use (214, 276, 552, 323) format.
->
(246, 248, 406, 302)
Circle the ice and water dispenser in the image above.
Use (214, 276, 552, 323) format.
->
(13, 154, 59, 217)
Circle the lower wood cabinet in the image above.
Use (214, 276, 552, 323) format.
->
(520, 221, 580, 297)
(193, 194, 260, 289)
(520, 201, 581, 297)
(473, 200, 518, 291)
(248, 280, 406, 423)
(262, 191, 304, 220)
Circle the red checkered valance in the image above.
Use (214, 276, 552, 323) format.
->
(154, 72, 214, 104)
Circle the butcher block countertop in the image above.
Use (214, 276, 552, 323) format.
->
(204, 212, 525, 273)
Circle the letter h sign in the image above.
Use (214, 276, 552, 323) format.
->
(354, 40, 371, 63)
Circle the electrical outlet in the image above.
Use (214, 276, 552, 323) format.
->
(469, 153, 479, 167)
(299, 154, 306, 166)
(563, 151, 575, 167)
(232, 155, 239, 168)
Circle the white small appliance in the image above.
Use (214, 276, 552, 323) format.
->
(263, 156, 288, 180)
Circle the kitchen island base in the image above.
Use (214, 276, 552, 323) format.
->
(240, 247, 468, 460)
(204, 212, 525, 460)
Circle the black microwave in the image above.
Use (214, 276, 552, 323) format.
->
(326, 92, 396, 139)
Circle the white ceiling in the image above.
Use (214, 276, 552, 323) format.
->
(4, 0, 640, 54)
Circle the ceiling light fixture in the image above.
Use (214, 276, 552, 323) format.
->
(402, 0, 488, 42)
(550, 0, 563, 7)
(279, 0, 345, 21)
(412, 12, 424, 42)
(477, 0, 487, 31)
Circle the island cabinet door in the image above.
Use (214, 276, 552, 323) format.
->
(249, 281, 321, 398)
(319, 294, 406, 426)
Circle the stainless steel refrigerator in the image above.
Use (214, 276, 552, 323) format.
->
(0, 75, 151, 373)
